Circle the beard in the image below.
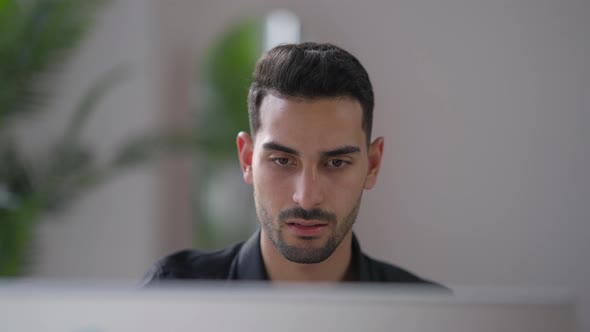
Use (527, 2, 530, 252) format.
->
(255, 193, 362, 264)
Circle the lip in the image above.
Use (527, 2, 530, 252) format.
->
(285, 219, 329, 227)
(286, 219, 329, 237)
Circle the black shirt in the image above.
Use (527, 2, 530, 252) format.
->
(143, 229, 441, 286)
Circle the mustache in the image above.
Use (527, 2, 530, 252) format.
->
(278, 207, 337, 223)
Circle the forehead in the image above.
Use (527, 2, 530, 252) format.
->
(256, 95, 365, 150)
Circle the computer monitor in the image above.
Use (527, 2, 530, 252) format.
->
(0, 281, 575, 332)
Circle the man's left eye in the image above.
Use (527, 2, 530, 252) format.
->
(273, 157, 291, 165)
(327, 159, 347, 168)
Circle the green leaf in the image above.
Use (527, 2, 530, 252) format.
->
(0, 0, 109, 128)
(199, 18, 262, 161)
(0, 196, 41, 276)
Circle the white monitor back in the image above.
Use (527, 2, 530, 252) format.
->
(0, 282, 575, 332)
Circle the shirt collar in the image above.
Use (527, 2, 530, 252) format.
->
(230, 229, 268, 280)
(351, 232, 371, 282)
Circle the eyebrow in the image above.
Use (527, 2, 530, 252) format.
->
(262, 141, 360, 158)
(262, 142, 299, 155)
(320, 146, 361, 158)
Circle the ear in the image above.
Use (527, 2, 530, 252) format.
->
(364, 136, 384, 190)
(237, 131, 254, 185)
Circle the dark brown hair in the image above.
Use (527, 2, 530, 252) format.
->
(247, 42, 374, 144)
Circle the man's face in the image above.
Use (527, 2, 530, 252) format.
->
(237, 95, 383, 264)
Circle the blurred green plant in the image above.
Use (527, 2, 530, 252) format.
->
(0, 0, 111, 277)
(199, 19, 261, 161)
(195, 19, 262, 248)
(0, 0, 107, 126)
(0, 0, 201, 276)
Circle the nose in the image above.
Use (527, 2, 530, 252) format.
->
(292, 167, 324, 210)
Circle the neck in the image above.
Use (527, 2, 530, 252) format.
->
(260, 230, 353, 282)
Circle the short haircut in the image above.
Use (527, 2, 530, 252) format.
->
(247, 42, 374, 144)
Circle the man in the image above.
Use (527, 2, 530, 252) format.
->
(144, 42, 439, 285)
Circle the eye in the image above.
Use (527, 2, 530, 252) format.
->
(326, 159, 348, 168)
(271, 157, 292, 166)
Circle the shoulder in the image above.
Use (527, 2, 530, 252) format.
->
(142, 242, 243, 286)
(363, 254, 448, 290)
(365, 255, 423, 282)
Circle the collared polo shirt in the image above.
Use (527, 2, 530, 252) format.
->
(143, 229, 441, 286)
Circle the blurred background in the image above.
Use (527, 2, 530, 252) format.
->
(1, 0, 589, 329)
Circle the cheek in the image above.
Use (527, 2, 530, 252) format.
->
(323, 169, 367, 208)
(252, 165, 293, 209)
(327, 173, 365, 198)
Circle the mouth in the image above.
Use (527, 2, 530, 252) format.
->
(285, 219, 329, 237)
